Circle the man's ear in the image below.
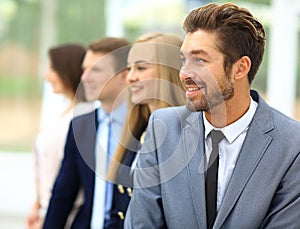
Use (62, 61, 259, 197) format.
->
(233, 56, 251, 81)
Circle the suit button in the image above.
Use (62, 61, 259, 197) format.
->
(127, 187, 132, 197)
(118, 184, 125, 194)
(118, 211, 125, 220)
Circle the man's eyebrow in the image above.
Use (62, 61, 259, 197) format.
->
(191, 49, 209, 57)
(180, 49, 210, 57)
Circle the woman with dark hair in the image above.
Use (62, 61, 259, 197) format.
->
(27, 44, 92, 229)
(46, 44, 87, 109)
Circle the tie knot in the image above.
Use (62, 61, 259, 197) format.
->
(103, 115, 111, 124)
(210, 130, 225, 145)
(99, 111, 111, 124)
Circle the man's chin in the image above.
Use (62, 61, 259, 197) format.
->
(86, 95, 98, 102)
(186, 99, 208, 112)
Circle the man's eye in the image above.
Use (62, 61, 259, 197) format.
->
(195, 58, 204, 63)
(181, 58, 186, 66)
(126, 67, 131, 71)
(91, 67, 102, 72)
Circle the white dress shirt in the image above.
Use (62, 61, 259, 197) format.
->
(203, 97, 258, 211)
(91, 103, 126, 229)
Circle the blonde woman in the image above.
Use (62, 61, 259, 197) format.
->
(107, 32, 186, 224)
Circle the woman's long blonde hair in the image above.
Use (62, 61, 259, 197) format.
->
(107, 32, 186, 182)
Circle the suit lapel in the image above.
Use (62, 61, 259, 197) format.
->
(183, 111, 207, 229)
(214, 92, 274, 228)
(73, 110, 98, 172)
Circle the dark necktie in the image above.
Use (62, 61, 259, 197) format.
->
(205, 130, 225, 229)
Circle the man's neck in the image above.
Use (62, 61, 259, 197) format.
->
(101, 97, 126, 113)
(205, 93, 251, 128)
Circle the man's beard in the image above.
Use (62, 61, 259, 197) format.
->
(186, 78, 234, 112)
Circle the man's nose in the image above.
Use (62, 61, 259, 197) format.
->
(81, 70, 89, 81)
(180, 63, 195, 80)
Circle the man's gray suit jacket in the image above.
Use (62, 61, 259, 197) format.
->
(125, 90, 300, 229)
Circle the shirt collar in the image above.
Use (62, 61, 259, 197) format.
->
(97, 102, 126, 125)
(203, 97, 258, 143)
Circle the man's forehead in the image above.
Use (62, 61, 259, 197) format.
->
(180, 31, 220, 57)
(83, 51, 102, 66)
(84, 51, 114, 68)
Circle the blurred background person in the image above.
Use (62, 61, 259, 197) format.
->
(106, 32, 186, 222)
(26, 43, 91, 229)
(43, 37, 131, 229)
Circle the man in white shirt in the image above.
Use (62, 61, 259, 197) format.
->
(44, 37, 132, 229)
(125, 3, 300, 229)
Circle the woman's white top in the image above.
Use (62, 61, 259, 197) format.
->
(34, 102, 95, 216)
